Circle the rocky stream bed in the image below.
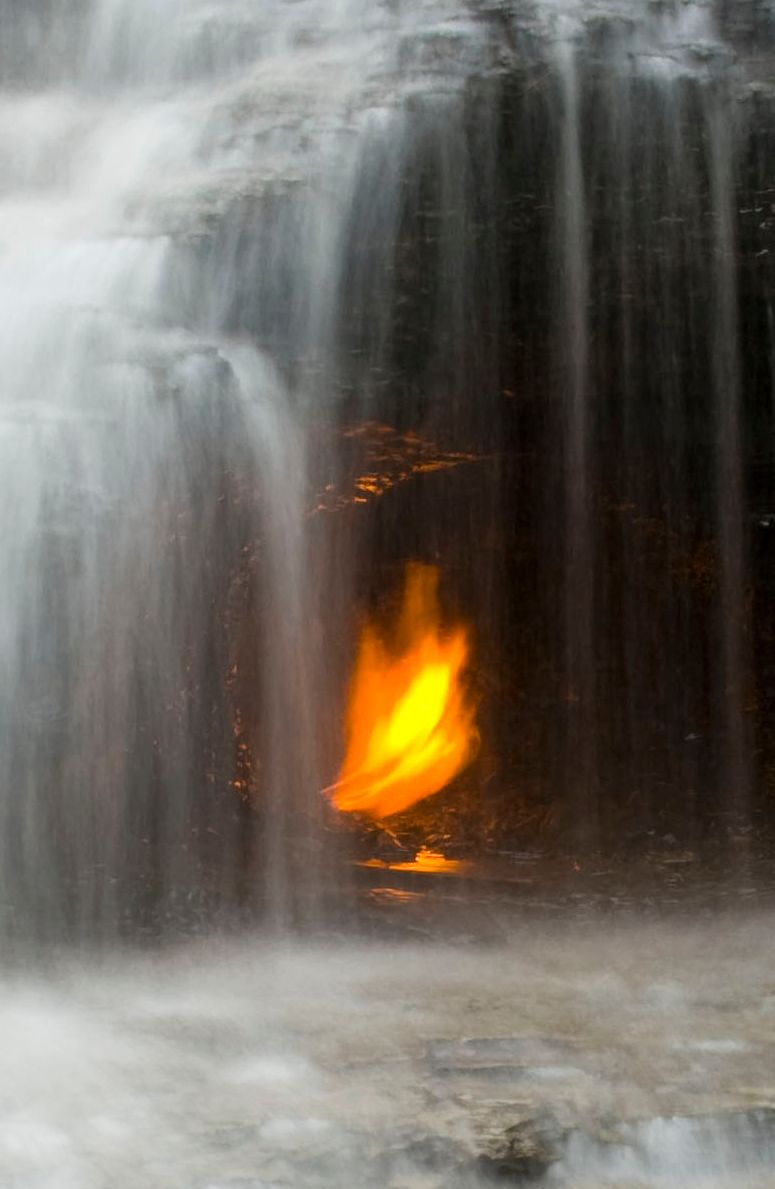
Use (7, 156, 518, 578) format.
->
(4, 904, 775, 1188)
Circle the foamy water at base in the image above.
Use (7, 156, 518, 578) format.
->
(3, 914, 775, 1188)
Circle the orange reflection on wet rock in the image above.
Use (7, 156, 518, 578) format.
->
(325, 563, 479, 820)
(358, 848, 472, 876)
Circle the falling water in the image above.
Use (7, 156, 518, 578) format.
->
(0, 0, 773, 911)
(554, 21, 595, 846)
(708, 90, 752, 835)
(478, 0, 772, 855)
(0, 0, 499, 937)
(2, 2, 775, 1188)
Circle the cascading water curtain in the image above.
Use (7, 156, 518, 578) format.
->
(0, 0, 773, 940)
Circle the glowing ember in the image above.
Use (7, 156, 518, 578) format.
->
(325, 563, 479, 819)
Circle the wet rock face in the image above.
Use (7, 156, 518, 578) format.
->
(344, 2, 775, 857)
(4, 0, 775, 937)
(428, 1037, 581, 1082)
(469, 1107, 775, 1186)
(0, 0, 515, 939)
(714, 0, 775, 49)
(477, 1115, 566, 1183)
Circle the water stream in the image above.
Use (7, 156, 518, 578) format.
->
(4, 915, 775, 1188)
(0, 0, 497, 934)
(2, 0, 772, 929)
(1, 1, 775, 1183)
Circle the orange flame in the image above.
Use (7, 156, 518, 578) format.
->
(326, 563, 479, 820)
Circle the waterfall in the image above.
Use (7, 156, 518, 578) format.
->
(554, 22, 596, 846)
(708, 91, 752, 835)
(0, 0, 500, 938)
(0, 0, 772, 940)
